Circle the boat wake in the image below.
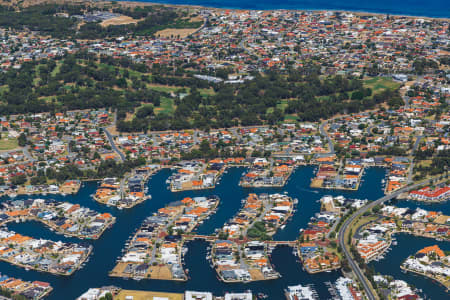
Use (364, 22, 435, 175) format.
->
(297, 186, 319, 194)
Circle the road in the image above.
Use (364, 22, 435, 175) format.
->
(103, 127, 125, 161)
(406, 135, 423, 184)
(22, 146, 36, 162)
(338, 178, 435, 300)
(103, 111, 125, 162)
(319, 120, 334, 154)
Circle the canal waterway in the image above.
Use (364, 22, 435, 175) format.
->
(369, 234, 449, 300)
(1, 166, 448, 299)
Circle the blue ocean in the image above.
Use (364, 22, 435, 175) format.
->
(129, 0, 450, 18)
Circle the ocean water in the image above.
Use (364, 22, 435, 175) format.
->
(128, 0, 450, 18)
(0, 167, 448, 299)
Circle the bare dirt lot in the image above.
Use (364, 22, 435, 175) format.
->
(155, 28, 199, 38)
(148, 265, 173, 280)
(116, 290, 183, 300)
(101, 16, 141, 27)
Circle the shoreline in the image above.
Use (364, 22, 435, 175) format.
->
(118, 0, 450, 21)
(400, 264, 450, 292)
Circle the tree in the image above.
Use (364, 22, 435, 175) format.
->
(18, 133, 27, 147)
(11, 174, 27, 186)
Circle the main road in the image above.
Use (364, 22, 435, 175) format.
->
(338, 178, 435, 300)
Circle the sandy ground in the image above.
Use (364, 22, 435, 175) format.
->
(101, 16, 141, 27)
(156, 28, 199, 38)
(110, 262, 128, 276)
(59, 184, 80, 194)
(124, 112, 135, 122)
(249, 268, 265, 280)
(148, 265, 173, 280)
(310, 178, 323, 188)
(434, 215, 450, 224)
(116, 290, 183, 300)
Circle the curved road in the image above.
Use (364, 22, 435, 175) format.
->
(338, 178, 435, 300)
(103, 127, 125, 162)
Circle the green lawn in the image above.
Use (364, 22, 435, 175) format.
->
(198, 88, 215, 97)
(148, 85, 180, 93)
(148, 85, 215, 98)
(51, 62, 62, 77)
(364, 77, 401, 93)
(155, 97, 175, 115)
(0, 136, 18, 150)
(284, 114, 298, 122)
(0, 85, 9, 93)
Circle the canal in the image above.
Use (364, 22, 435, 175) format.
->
(1, 166, 448, 299)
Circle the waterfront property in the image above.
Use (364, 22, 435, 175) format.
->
(0, 198, 115, 239)
(298, 198, 342, 273)
(373, 275, 422, 300)
(221, 193, 295, 240)
(169, 161, 223, 192)
(93, 178, 121, 206)
(0, 274, 52, 300)
(401, 245, 450, 291)
(284, 284, 318, 300)
(110, 196, 219, 281)
(310, 157, 365, 191)
(211, 239, 280, 283)
(239, 159, 294, 188)
(384, 157, 411, 194)
(408, 185, 450, 202)
(0, 229, 91, 275)
(94, 171, 154, 209)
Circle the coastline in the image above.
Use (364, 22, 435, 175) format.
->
(117, 0, 450, 20)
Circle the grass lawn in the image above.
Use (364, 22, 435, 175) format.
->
(198, 88, 215, 97)
(364, 77, 401, 93)
(0, 136, 18, 151)
(155, 97, 175, 115)
(38, 96, 56, 103)
(51, 61, 61, 77)
(277, 99, 290, 110)
(148, 84, 215, 98)
(345, 215, 378, 248)
(417, 160, 432, 167)
(284, 114, 298, 122)
(0, 85, 9, 93)
(147, 84, 181, 94)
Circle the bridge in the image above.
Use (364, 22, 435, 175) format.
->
(183, 234, 298, 247)
(266, 240, 298, 247)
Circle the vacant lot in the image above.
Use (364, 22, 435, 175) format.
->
(116, 290, 183, 300)
(156, 27, 198, 38)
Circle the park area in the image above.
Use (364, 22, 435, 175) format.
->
(0, 134, 18, 151)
